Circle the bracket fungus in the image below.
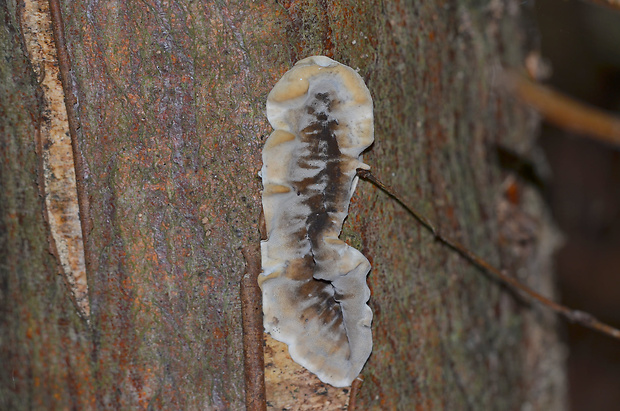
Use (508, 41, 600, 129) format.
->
(259, 56, 374, 387)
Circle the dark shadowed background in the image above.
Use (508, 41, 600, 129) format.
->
(534, 0, 620, 409)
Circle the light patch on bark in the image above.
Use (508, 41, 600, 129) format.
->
(264, 334, 349, 410)
(20, 0, 89, 318)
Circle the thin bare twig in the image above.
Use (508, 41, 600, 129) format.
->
(241, 245, 267, 411)
(357, 169, 620, 341)
(347, 377, 364, 411)
(502, 69, 620, 147)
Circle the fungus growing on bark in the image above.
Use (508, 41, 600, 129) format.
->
(259, 56, 374, 387)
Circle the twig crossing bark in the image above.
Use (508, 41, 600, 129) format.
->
(357, 168, 620, 341)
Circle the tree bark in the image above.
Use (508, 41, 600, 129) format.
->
(0, 2, 94, 409)
(1, 0, 565, 409)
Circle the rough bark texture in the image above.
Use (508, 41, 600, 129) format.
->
(0, 0, 565, 409)
(0, 2, 94, 408)
(352, 2, 566, 409)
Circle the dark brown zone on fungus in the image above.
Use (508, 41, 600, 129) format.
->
(289, 91, 353, 347)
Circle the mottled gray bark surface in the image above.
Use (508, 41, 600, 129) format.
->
(0, 0, 564, 409)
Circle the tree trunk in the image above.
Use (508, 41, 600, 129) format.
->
(1, 0, 565, 409)
(0, 2, 93, 409)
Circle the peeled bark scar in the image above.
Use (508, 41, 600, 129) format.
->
(259, 56, 374, 387)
